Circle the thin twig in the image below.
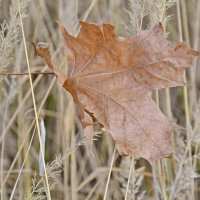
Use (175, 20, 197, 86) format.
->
(0, 72, 54, 76)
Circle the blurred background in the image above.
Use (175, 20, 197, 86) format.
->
(0, 0, 200, 199)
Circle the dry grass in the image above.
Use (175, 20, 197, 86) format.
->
(0, 0, 200, 199)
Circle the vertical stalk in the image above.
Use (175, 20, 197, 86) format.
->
(70, 112, 77, 200)
(17, 50, 23, 200)
(192, 0, 200, 177)
(124, 157, 135, 200)
(165, 88, 172, 119)
(165, 88, 177, 183)
(176, 0, 194, 199)
(158, 160, 168, 200)
(1, 101, 9, 200)
(17, 1, 51, 199)
(9, 127, 36, 200)
(176, 0, 192, 160)
(103, 147, 116, 200)
(155, 90, 168, 200)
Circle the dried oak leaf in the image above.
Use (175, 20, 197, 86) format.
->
(36, 21, 199, 163)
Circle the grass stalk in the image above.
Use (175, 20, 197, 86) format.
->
(82, 0, 98, 21)
(165, 88, 177, 183)
(176, 0, 192, 159)
(103, 147, 116, 200)
(176, 1, 189, 121)
(9, 126, 35, 200)
(70, 115, 77, 200)
(155, 90, 168, 200)
(17, 1, 51, 198)
(176, 1, 195, 199)
(158, 160, 168, 200)
(124, 156, 135, 200)
(168, 132, 194, 200)
(192, 0, 200, 180)
(0, 101, 9, 200)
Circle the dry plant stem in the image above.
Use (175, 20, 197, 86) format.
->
(58, 88, 69, 199)
(159, 4, 174, 192)
(124, 157, 135, 200)
(9, 126, 35, 200)
(165, 88, 177, 182)
(176, 1, 195, 198)
(193, 0, 200, 173)
(165, 88, 172, 119)
(180, 0, 193, 122)
(17, 1, 51, 199)
(82, 0, 98, 21)
(169, 134, 194, 200)
(180, 0, 194, 110)
(155, 90, 168, 200)
(63, 110, 70, 199)
(152, 163, 159, 199)
(158, 160, 167, 200)
(0, 100, 9, 200)
(54, 57, 68, 197)
(180, 0, 190, 44)
(103, 147, 116, 200)
(58, 72, 75, 198)
(70, 112, 77, 200)
(175, 2, 194, 198)
(154, 1, 175, 187)
(192, 0, 200, 78)
(17, 44, 27, 199)
(0, 72, 54, 76)
(190, 4, 200, 162)
(176, 0, 191, 143)
(180, 0, 198, 198)
(162, 0, 174, 183)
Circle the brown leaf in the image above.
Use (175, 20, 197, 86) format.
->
(36, 21, 199, 163)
